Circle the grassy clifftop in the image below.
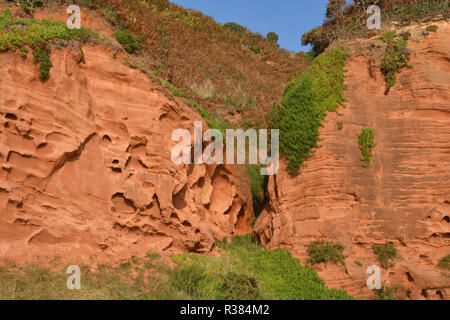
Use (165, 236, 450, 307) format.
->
(93, 0, 307, 128)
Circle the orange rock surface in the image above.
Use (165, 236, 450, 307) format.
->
(0, 35, 253, 263)
(255, 22, 450, 299)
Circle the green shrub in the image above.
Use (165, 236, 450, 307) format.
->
(337, 121, 343, 130)
(374, 285, 401, 300)
(119, 262, 131, 270)
(114, 30, 142, 54)
(354, 260, 363, 267)
(223, 22, 247, 34)
(246, 164, 268, 217)
(357, 128, 376, 167)
(0, 8, 96, 79)
(301, 27, 330, 56)
(307, 241, 345, 266)
(373, 242, 397, 269)
(270, 47, 347, 174)
(266, 32, 279, 45)
(437, 255, 450, 270)
(380, 30, 412, 91)
(220, 271, 259, 300)
(33, 47, 52, 80)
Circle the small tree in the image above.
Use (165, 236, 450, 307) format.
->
(325, 0, 346, 22)
(266, 32, 279, 46)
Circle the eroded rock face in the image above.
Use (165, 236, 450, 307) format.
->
(0, 44, 253, 264)
(255, 22, 450, 299)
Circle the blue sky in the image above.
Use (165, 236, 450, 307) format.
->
(170, 0, 330, 52)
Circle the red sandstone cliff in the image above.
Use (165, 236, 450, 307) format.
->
(0, 8, 253, 264)
(255, 21, 450, 300)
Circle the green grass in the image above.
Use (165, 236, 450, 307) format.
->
(380, 30, 413, 91)
(307, 241, 345, 266)
(437, 255, 450, 271)
(357, 128, 376, 167)
(0, 262, 183, 300)
(113, 30, 142, 54)
(270, 47, 347, 174)
(146, 253, 161, 261)
(0, 8, 98, 79)
(374, 285, 401, 300)
(170, 235, 353, 300)
(246, 164, 267, 216)
(0, 236, 352, 300)
(373, 242, 397, 269)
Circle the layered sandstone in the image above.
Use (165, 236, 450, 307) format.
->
(255, 21, 450, 299)
(0, 40, 252, 263)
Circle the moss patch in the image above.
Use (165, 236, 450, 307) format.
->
(270, 47, 347, 174)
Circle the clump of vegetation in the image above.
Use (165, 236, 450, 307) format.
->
(270, 47, 347, 174)
(357, 128, 376, 167)
(32, 46, 52, 79)
(437, 255, 450, 270)
(384, 1, 449, 23)
(113, 30, 142, 54)
(337, 121, 343, 130)
(380, 30, 397, 42)
(0, 8, 97, 79)
(307, 240, 345, 266)
(354, 260, 363, 267)
(301, 1, 449, 56)
(0, 9, 94, 50)
(380, 30, 412, 92)
(246, 164, 268, 217)
(266, 31, 279, 46)
(170, 235, 352, 299)
(374, 284, 402, 300)
(223, 22, 247, 34)
(146, 252, 161, 261)
(373, 242, 397, 269)
(426, 25, 438, 33)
